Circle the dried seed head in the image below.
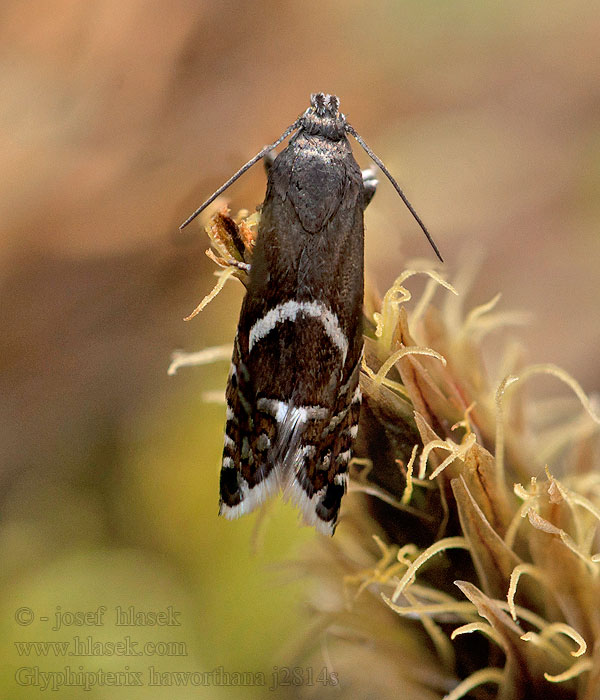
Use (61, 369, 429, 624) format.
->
(296, 266, 600, 700)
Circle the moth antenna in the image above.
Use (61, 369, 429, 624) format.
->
(345, 124, 443, 262)
(179, 119, 301, 230)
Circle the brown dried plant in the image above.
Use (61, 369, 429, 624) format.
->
(175, 210, 600, 700)
(300, 266, 600, 700)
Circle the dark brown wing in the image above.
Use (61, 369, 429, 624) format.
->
(219, 129, 365, 534)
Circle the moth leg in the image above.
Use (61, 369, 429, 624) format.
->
(362, 167, 378, 209)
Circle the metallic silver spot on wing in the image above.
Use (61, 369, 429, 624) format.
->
(241, 437, 251, 460)
(256, 433, 271, 452)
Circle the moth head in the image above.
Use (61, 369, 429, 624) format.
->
(310, 93, 340, 116)
(303, 93, 347, 139)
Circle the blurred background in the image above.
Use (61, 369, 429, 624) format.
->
(1, 1, 599, 697)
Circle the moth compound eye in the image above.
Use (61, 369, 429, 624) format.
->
(311, 92, 326, 114)
(327, 95, 340, 115)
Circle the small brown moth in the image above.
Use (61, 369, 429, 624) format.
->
(181, 93, 442, 534)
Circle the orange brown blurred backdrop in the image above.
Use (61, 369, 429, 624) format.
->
(1, 1, 599, 698)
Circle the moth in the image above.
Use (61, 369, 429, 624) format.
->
(181, 93, 442, 535)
